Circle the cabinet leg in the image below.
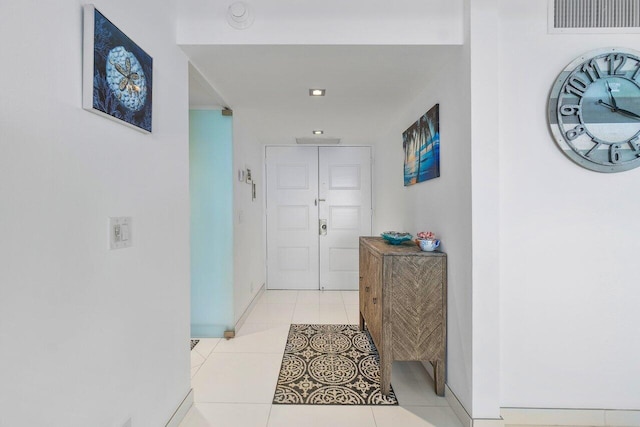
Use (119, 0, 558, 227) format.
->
(433, 359, 445, 396)
(359, 311, 365, 331)
(380, 355, 392, 396)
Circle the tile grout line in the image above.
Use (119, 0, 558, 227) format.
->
(212, 352, 287, 355)
(370, 406, 380, 427)
(265, 403, 274, 427)
(194, 339, 222, 359)
(190, 402, 273, 405)
(342, 298, 351, 325)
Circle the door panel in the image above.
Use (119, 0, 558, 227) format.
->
(266, 147, 319, 290)
(319, 147, 372, 290)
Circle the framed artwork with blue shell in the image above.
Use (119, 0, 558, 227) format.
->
(83, 5, 152, 133)
(403, 104, 440, 186)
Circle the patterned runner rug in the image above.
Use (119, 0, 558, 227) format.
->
(273, 324, 398, 405)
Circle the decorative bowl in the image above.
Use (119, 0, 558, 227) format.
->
(381, 231, 413, 245)
(419, 239, 441, 252)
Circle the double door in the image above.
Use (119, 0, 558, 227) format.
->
(266, 146, 372, 290)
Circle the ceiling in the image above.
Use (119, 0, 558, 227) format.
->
(183, 45, 457, 146)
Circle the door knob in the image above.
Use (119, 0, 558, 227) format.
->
(319, 219, 327, 235)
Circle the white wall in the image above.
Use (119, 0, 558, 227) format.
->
(498, 0, 640, 410)
(0, 1, 191, 426)
(233, 109, 266, 322)
(371, 45, 474, 414)
(467, 0, 502, 418)
(177, 0, 463, 45)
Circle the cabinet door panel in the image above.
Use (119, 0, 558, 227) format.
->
(390, 256, 444, 359)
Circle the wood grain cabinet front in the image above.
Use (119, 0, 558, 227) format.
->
(358, 236, 447, 397)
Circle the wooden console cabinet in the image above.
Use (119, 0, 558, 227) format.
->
(359, 236, 447, 396)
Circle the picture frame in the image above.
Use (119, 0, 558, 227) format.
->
(403, 104, 440, 186)
(82, 4, 153, 133)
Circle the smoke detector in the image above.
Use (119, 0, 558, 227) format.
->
(226, 2, 254, 29)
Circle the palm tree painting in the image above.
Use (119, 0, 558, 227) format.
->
(403, 104, 440, 186)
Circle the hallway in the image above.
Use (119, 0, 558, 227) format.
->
(182, 290, 462, 427)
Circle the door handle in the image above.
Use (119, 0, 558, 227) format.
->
(319, 219, 327, 236)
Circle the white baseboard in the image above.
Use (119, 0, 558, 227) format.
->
(165, 388, 194, 427)
(501, 407, 640, 426)
(606, 410, 640, 426)
(445, 384, 473, 427)
(443, 397, 640, 427)
(234, 283, 265, 332)
(474, 419, 505, 427)
(445, 384, 504, 427)
(440, 385, 639, 427)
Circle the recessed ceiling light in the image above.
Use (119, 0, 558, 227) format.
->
(313, 130, 324, 135)
(309, 89, 326, 96)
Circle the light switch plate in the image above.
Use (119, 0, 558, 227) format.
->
(109, 217, 132, 250)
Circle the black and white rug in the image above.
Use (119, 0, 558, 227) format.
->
(273, 324, 398, 405)
(190, 339, 199, 351)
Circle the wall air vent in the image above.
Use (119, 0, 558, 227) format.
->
(549, 0, 640, 33)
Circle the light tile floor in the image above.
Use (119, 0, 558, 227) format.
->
(181, 290, 462, 427)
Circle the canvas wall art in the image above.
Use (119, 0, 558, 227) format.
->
(83, 5, 153, 133)
(403, 104, 440, 186)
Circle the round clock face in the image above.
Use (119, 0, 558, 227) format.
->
(548, 48, 640, 172)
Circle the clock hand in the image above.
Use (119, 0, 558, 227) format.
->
(597, 100, 640, 120)
(614, 108, 640, 120)
(598, 99, 616, 110)
(605, 80, 619, 109)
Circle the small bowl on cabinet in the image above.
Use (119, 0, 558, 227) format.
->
(418, 239, 440, 252)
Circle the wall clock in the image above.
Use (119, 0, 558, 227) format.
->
(548, 47, 640, 172)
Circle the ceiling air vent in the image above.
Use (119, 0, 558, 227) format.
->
(549, 0, 640, 33)
(296, 137, 341, 145)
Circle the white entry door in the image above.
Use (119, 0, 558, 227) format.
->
(266, 146, 319, 290)
(266, 146, 372, 290)
(319, 147, 372, 290)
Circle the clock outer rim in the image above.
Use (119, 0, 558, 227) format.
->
(547, 46, 640, 173)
